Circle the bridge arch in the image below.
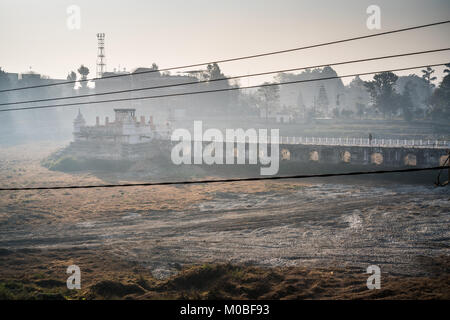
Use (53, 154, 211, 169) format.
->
(281, 148, 291, 160)
(404, 154, 417, 166)
(309, 150, 319, 161)
(341, 150, 351, 163)
(371, 152, 383, 165)
(440, 154, 449, 166)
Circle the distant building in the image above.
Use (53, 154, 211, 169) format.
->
(275, 113, 294, 124)
(94, 67, 202, 113)
(316, 84, 330, 116)
(259, 107, 295, 123)
(73, 108, 171, 144)
(67, 108, 172, 160)
(93, 65, 235, 118)
(277, 66, 346, 116)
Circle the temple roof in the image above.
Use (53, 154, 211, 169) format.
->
(74, 109, 86, 123)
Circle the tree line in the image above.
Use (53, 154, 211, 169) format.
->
(363, 64, 450, 122)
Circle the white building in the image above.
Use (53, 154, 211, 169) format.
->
(73, 108, 171, 144)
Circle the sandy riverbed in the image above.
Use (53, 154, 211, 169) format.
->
(0, 142, 449, 299)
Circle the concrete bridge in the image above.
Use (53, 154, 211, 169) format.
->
(168, 135, 449, 168)
(278, 136, 449, 167)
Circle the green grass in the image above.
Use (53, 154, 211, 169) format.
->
(42, 156, 133, 172)
(0, 280, 76, 300)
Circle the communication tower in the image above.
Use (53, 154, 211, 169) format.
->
(96, 33, 106, 78)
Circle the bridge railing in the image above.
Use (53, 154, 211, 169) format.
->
(279, 136, 449, 149)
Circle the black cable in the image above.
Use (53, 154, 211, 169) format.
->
(1, 48, 449, 107)
(0, 19, 449, 94)
(0, 62, 447, 113)
(1, 166, 448, 191)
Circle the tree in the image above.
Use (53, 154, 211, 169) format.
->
(297, 89, 306, 118)
(421, 66, 437, 114)
(421, 66, 437, 88)
(257, 83, 280, 122)
(296, 89, 305, 109)
(444, 63, 450, 74)
(77, 65, 89, 79)
(0, 68, 12, 124)
(238, 92, 260, 116)
(0, 67, 10, 89)
(150, 63, 158, 71)
(149, 63, 161, 77)
(356, 102, 365, 119)
(332, 107, 340, 118)
(202, 63, 231, 114)
(204, 63, 224, 81)
(400, 81, 415, 121)
(341, 109, 354, 119)
(429, 65, 450, 121)
(396, 74, 432, 116)
(77, 65, 90, 88)
(67, 71, 77, 81)
(364, 71, 399, 118)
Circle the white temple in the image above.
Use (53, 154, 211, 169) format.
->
(73, 108, 172, 144)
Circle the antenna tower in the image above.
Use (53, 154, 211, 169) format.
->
(96, 33, 106, 78)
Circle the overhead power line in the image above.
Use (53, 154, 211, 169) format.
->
(1, 48, 449, 107)
(0, 19, 449, 94)
(0, 166, 448, 191)
(0, 62, 447, 113)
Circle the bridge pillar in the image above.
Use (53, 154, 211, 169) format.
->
(363, 148, 369, 164)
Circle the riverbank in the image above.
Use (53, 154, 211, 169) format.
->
(0, 247, 448, 300)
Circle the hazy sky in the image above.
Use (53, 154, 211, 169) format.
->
(1, 0, 449, 85)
